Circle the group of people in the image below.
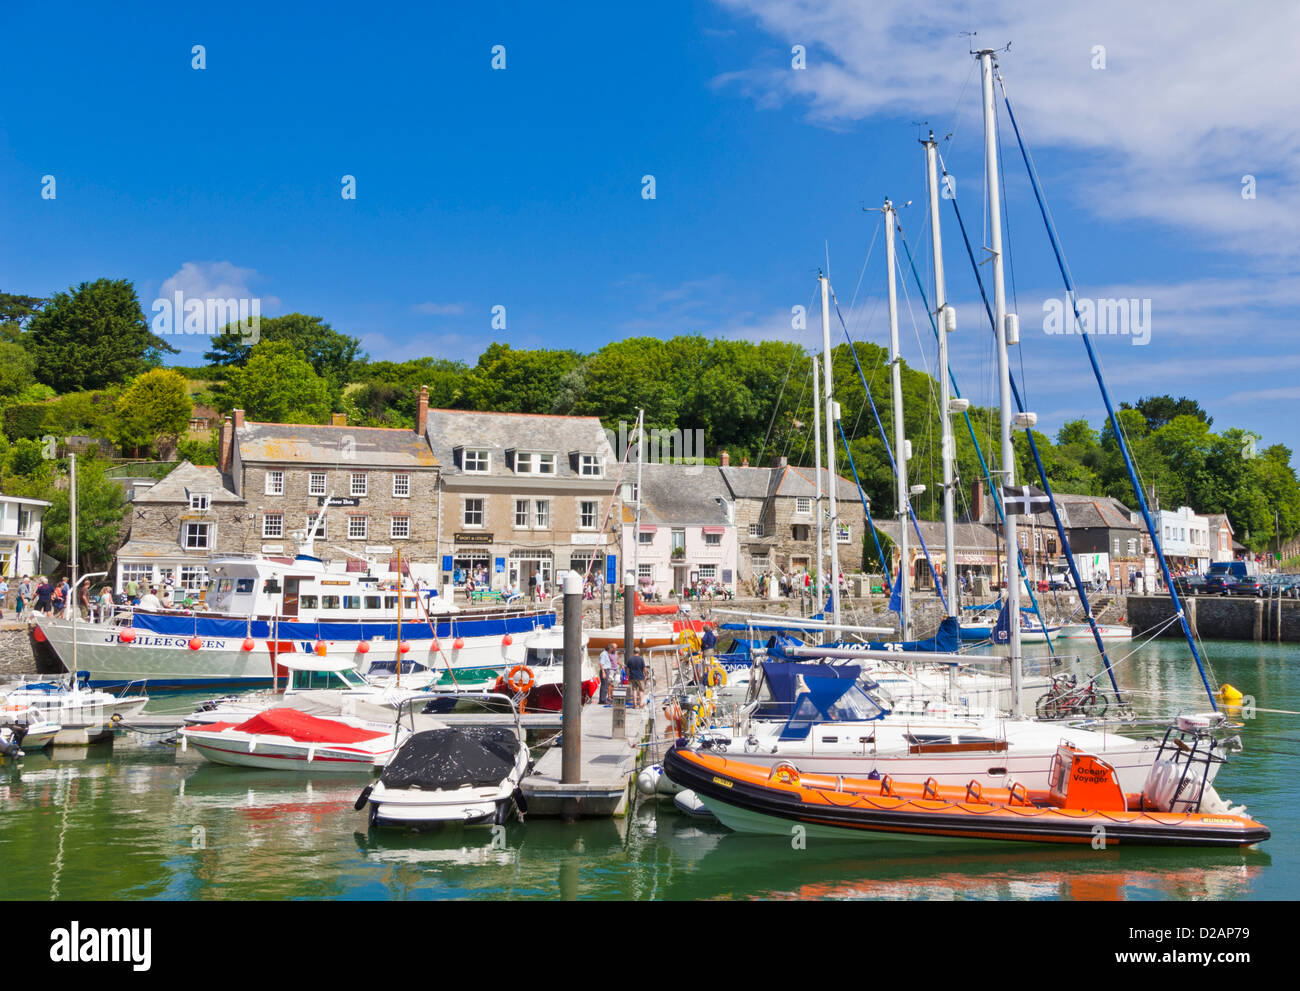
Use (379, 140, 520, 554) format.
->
(0, 575, 67, 620)
(681, 579, 733, 601)
(754, 570, 847, 599)
(596, 644, 647, 707)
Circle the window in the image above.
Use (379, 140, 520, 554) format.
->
(464, 499, 484, 527)
(671, 529, 685, 553)
(343, 596, 362, 609)
(463, 449, 490, 473)
(121, 563, 153, 588)
(262, 514, 284, 539)
(748, 523, 764, 538)
(189, 493, 210, 511)
(309, 472, 327, 496)
(704, 531, 721, 546)
(364, 596, 381, 609)
(638, 564, 654, 580)
(184, 523, 212, 549)
(751, 555, 770, 572)
(1127, 538, 1137, 555)
(638, 530, 654, 544)
(306, 515, 327, 541)
(534, 500, 551, 529)
(265, 471, 284, 495)
(796, 497, 812, 515)
(321, 596, 340, 609)
(348, 516, 368, 540)
(392, 474, 410, 498)
(579, 501, 598, 529)
(837, 524, 851, 544)
(299, 595, 319, 610)
(698, 564, 717, 580)
(391, 516, 410, 540)
(1033, 531, 1042, 551)
(516, 451, 556, 475)
(17, 508, 34, 537)
(178, 566, 208, 590)
(580, 455, 603, 477)
(514, 499, 530, 528)
(626, 483, 639, 504)
(350, 473, 368, 497)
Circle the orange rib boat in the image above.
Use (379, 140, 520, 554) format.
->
(663, 744, 1269, 848)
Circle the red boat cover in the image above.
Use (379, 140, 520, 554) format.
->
(634, 592, 678, 616)
(229, 708, 388, 744)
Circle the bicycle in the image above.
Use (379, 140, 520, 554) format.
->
(1035, 673, 1108, 720)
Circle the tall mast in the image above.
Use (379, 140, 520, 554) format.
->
(883, 202, 911, 641)
(631, 407, 644, 596)
(980, 48, 1022, 715)
(925, 135, 959, 620)
(819, 276, 842, 634)
(70, 452, 78, 682)
(811, 350, 825, 622)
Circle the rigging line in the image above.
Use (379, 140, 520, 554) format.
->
(837, 417, 894, 586)
(757, 289, 814, 467)
(997, 72, 1215, 711)
(795, 356, 816, 465)
(829, 284, 948, 612)
(847, 215, 883, 319)
(994, 97, 1028, 410)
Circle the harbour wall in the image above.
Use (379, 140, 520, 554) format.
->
(1127, 594, 1300, 643)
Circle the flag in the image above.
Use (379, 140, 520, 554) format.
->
(992, 599, 1011, 644)
(887, 578, 902, 614)
(1001, 483, 1051, 516)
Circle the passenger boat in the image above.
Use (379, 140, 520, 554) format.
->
(663, 721, 1269, 848)
(356, 696, 530, 829)
(30, 550, 555, 689)
(180, 707, 406, 772)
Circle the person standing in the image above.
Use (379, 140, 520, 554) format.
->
(138, 586, 162, 611)
(34, 576, 53, 616)
(528, 571, 538, 604)
(0, 576, 8, 620)
(17, 575, 32, 618)
(626, 647, 646, 708)
(700, 624, 717, 659)
(598, 645, 615, 704)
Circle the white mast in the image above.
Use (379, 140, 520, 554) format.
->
(883, 201, 911, 642)
(70, 452, 78, 682)
(819, 276, 842, 634)
(980, 48, 1022, 716)
(630, 407, 645, 597)
(811, 351, 825, 621)
(925, 134, 960, 620)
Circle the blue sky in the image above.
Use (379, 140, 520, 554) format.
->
(3, 1, 1297, 461)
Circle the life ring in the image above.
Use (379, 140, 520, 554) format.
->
(506, 665, 535, 694)
(769, 761, 801, 786)
(705, 663, 727, 688)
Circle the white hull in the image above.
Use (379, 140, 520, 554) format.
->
(1056, 624, 1133, 642)
(181, 717, 403, 773)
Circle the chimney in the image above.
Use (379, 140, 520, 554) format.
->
(416, 384, 429, 435)
(741, 456, 749, 468)
(233, 408, 245, 430)
(331, 412, 347, 427)
(219, 415, 233, 472)
(720, 450, 730, 467)
(971, 477, 984, 523)
(773, 455, 788, 468)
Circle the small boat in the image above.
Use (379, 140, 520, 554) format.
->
(180, 707, 405, 772)
(490, 629, 598, 712)
(357, 694, 530, 829)
(663, 720, 1269, 849)
(1056, 623, 1133, 642)
(0, 675, 148, 744)
(0, 705, 62, 750)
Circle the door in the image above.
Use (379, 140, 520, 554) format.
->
(282, 576, 311, 617)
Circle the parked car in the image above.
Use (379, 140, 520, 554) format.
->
(1228, 575, 1268, 597)
(1204, 573, 1239, 596)
(1171, 574, 1207, 596)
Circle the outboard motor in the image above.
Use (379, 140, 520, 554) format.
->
(1141, 714, 1229, 813)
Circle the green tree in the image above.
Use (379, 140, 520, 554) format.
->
(463, 343, 583, 415)
(218, 340, 334, 423)
(111, 369, 194, 458)
(25, 279, 176, 390)
(205, 313, 362, 388)
(1122, 394, 1213, 431)
(42, 456, 130, 573)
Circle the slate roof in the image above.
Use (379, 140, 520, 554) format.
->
(874, 520, 1002, 550)
(425, 409, 614, 478)
(622, 463, 731, 526)
(719, 464, 860, 502)
(236, 422, 437, 468)
(115, 539, 207, 560)
(1053, 493, 1140, 531)
(132, 461, 243, 504)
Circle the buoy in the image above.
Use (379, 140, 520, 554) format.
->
(188, 637, 202, 651)
(453, 637, 465, 650)
(398, 641, 411, 654)
(314, 641, 328, 656)
(502, 634, 513, 647)
(119, 629, 136, 644)
(357, 640, 370, 654)
(636, 765, 661, 797)
(32, 626, 46, 642)
(431, 638, 440, 653)
(241, 637, 255, 651)
(1218, 684, 1244, 705)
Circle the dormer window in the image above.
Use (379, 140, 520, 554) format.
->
(463, 449, 490, 473)
(189, 493, 211, 511)
(579, 454, 603, 477)
(516, 452, 556, 475)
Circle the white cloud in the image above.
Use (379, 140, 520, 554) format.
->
(157, 261, 277, 309)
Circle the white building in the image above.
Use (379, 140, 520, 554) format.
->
(0, 494, 51, 579)
(621, 463, 737, 597)
(1156, 506, 1211, 572)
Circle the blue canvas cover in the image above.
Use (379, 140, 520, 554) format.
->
(859, 616, 961, 653)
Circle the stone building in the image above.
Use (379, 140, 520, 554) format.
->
(0, 493, 52, 580)
(424, 408, 620, 595)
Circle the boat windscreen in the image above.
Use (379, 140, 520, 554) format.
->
(778, 677, 887, 740)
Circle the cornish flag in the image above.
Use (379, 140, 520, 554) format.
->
(1001, 484, 1051, 516)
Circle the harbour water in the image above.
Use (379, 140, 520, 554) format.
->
(1, 638, 1293, 901)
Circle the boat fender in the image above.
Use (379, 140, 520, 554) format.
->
(636, 766, 662, 797)
(354, 785, 373, 811)
(513, 787, 528, 819)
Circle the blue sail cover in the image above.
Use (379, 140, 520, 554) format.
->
(777, 676, 889, 740)
(859, 616, 961, 653)
(130, 612, 555, 640)
(992, 600, 1011, 645)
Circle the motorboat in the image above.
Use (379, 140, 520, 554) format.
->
(356, 694, 530, 829)
(0, 705, 62, 750)
(663, 721, 1268, 848)
(1056, 623, 1133, 642)
(0, 674, 148, 744)
(180, 707, 408, 772)
(490, 628, 598, 711)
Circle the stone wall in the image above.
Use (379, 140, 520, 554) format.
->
(1128, 593, 1300, 642)
(0, 627, 35, 677)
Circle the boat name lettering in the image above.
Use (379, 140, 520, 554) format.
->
(711, 776, 733, 789)
(319, 580, 350, 586)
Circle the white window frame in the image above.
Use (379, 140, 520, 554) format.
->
(748, 523, 764, 538)
(189, 493, 211, 511)
(698, 564, 717, 580)
(704, 531, 722, 546)
(178, 565, 209, 591)
(265, 470, 284, 496)
(390, 516, 410, 540)
(463, 449, 490, 473)
(580, 454, 603, 477)
(638, 530, 654, 544)
(579, 500, 598, 529)
(350, 472, 368, 497)
(795, 497, 812, 515)
(121, 563, 154, 588)
(309, 472, 327, 496)
(534, 499, 551, 529)
(392, 474, 411, 498)
(638, 564, 654, 581)
(750, 555, 770, 572)
(464, 498, 484, 528)
(184, 522, 212, 549)
(836, 524, 851, 545)
(262, 514, 284, 539)
(306, 515, 327, 541)
(348, 516, 368, 540)
(517, 451, 557, 476)
(514, 499, 530, 529)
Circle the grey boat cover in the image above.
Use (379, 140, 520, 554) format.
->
(380, 726, 522, 791)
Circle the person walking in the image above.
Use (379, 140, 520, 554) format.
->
(626, 648, 647, 708)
